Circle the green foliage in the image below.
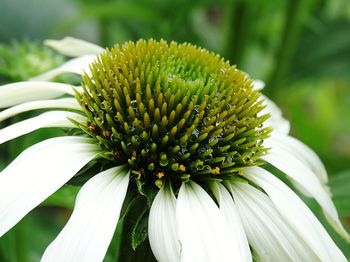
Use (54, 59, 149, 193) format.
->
(131, 203, 149, 250)
(282, 80, 350, 173)
(329, 170, 350, 217)
(0, 208, 70, 262)
(290, 19, 350, 82)
(41, 186, 80, 209)
(0, 40, 64, 83)
(303, 170, 350, 259)
(113, 190, 156, 262)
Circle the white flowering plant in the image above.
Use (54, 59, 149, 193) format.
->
(0, 37, 349, 261)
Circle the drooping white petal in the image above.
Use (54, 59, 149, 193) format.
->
(0, 111, 86, 145)
(260, 95, 290, 135)
(0, 98, 81, 122)
(229, 181, 317, 262)
(244, 167, 347, 261)
(44, 37, 104, 57)
(211, 183, 252, 262)
(0, 82, 75, 109)
(265, 133, 328, 184)
(148, 185, 180, 262)
(252, 79, 265, 90)
(176, 181, 236, 262)
(0, 136, 100, 237)
(262, 145, 350, 241)
(42, 166, 129, 262)
(30, 55, 96, 81)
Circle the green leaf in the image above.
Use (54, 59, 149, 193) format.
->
(67, 160, 106, 186)
(113, 186, 156, 262)
(333, 197, 350, 217)
(116, 192, 151, 251)
(131, 207, 149, 251)
(329, 170, 350, 197)
(329, 170, 350, 217)
(290, 19, 350, 82)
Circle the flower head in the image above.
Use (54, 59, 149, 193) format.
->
(0, 37, 348, 262)
(77, 39, 270, 188)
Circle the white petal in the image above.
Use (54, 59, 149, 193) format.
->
(211, 183, 252, 262)
(42, 166, 129, 262)
(0, 82, 75, 109)
(44, 37, 104, 57)
(265, 133, 328, 183)
(149, 185, 180, 262)
(260, 95, 290, 135)
(229, 181, 316, 262)
(0, 98, 81, 122)
(0, 111, 86, 145)
(262, 145, 350, 241)
(0, 136, 100, 237)
(252, 79, 265, 90)
(30, 55, 96, 81)
(244, 167, 347, 261)
(176, 181, 236, 262)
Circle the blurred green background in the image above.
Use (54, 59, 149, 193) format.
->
(0, 0, 349, 260)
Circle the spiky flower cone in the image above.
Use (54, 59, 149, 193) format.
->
(77, 39, 270, 188)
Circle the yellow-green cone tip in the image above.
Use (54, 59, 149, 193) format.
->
(76, 39, 271, 187)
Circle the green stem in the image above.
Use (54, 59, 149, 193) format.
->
(14, 224, 28, 262)
(0, 233, 15, 261)
(0, 224, 28, 262)
(99, 18, 111, 47)
(266, 0, 312, 99)
(223, 1, 255, 66)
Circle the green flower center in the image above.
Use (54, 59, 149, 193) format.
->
(77, 39, 270, 188)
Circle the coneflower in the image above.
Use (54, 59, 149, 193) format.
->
(0, 37, 348, 261)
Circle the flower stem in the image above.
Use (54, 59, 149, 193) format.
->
(266, 0, 312, 99)
(13, 224, 28, 262)
(223, 1, 256, 66)
(0, 224, 28, 262)
(99, 18, 111, 47)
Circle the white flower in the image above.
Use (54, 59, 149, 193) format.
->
(0, 37, 348, 262)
